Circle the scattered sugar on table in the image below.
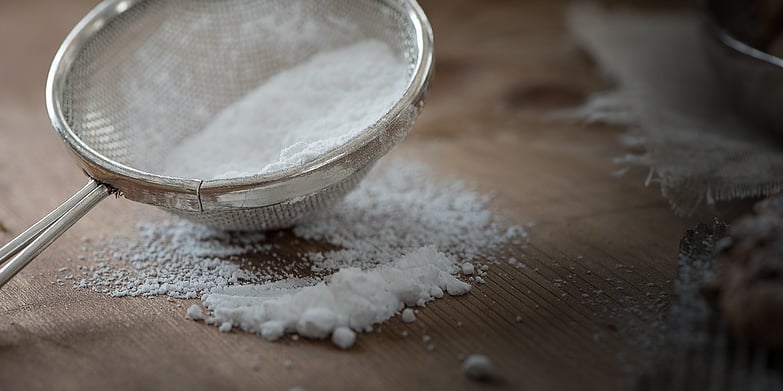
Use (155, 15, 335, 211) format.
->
(72, 155, 529, 351)
(77, 158, 525, 299)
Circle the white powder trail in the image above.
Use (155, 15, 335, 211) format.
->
(204, 246, 469, 340)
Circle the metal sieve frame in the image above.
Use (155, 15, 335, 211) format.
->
(1, 0, 433, 289)
(46, 0, 433, 213)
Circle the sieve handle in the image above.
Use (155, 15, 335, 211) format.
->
(0, 180, 110, 288)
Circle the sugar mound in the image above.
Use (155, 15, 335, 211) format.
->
(203, 246, 468, 341)
(160, 40, 408, 180)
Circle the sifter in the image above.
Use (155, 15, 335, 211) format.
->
(0, 0, 433, 288)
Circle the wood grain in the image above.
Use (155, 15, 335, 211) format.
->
(0, 1, 708, 390)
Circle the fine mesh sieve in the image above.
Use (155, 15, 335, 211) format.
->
(0, 0, 433, 288)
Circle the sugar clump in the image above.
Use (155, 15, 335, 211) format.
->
(331, 327, 356, 350)
(462, 354, 496, 381)
(401, 308, 416, 323)
(261, 321, 285, 341)
(186, 304, 203, 320)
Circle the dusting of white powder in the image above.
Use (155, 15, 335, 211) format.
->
(160, 40, 407, 179)
(86, 221, 263, 298)
(292, 162, 527, 272)
(74, 158, 528, 347)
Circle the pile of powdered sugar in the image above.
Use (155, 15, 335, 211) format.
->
(70, 158, 527, 348)
(204, 246, 470, 342)
(159, 40, 408, 179)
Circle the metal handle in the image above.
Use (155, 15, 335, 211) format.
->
(0, 180, 110, 288)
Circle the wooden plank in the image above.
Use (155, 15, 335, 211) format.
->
(0, 1, 705, 390)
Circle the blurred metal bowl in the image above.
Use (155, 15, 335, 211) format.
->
(704, 0, 783, 134)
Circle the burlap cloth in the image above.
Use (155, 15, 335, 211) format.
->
(566, 4, 783, 215)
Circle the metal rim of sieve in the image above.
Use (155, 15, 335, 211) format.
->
(46, 0, 433, 213)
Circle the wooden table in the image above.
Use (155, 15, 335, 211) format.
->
(0, 1, 703, 390)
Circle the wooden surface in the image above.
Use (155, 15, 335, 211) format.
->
(639, 222, 783, 391)
(0, 1, 707, 390)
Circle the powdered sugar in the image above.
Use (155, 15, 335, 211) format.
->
(204, 246, 469, 342)
(401, 308, 416, 323)
(160, 40, 407, 179)
(462, 354, 496, 381)
(293, 161, 527, 272)
(186, 304, 204, 320)
(71, 157, 528, 346)
(331, 326, 356, 349)
(84, 220, 263, 298)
